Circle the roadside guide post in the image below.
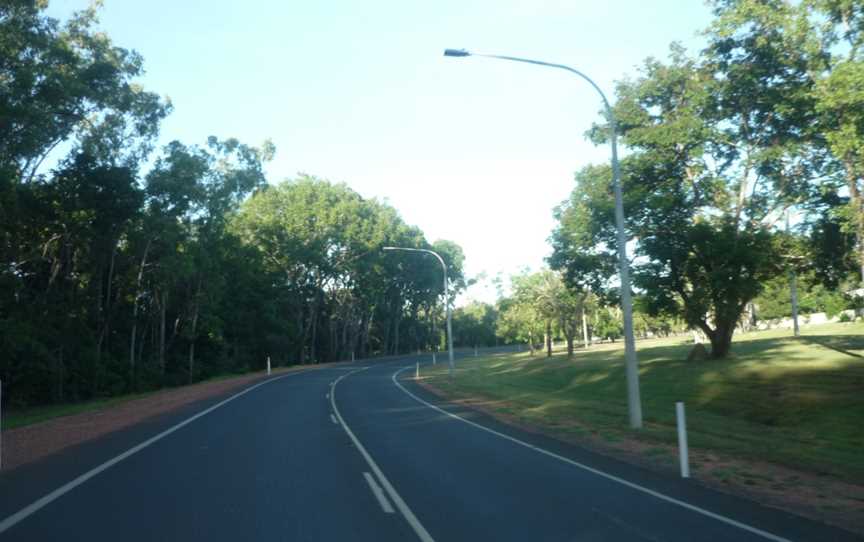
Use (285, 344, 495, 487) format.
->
(676, 402, 690, 478)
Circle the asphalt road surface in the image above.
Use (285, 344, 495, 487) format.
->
(1, 350, 861, 541)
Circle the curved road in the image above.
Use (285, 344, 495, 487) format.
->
(1, 352, 860, 541)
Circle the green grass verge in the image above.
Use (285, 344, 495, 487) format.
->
(424, 322, 864, 483)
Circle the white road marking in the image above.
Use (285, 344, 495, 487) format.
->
(330, 414, 339, 425)
(331, 368, 434, 542)
(391, 367, 792, 542)
(0, 371, 308, 535)
(363, 472, 395, 514)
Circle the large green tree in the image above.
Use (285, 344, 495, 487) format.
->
(551, 37, 815, 357)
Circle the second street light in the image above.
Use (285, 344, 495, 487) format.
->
(443, 48, 643, 429)
(383, 247, 455, 377)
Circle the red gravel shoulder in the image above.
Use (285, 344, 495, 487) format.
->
(3, 365, 324, 471)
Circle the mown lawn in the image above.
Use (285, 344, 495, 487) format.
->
(424, 322, 864, 483)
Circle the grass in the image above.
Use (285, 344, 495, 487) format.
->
(423, 321, 864, 484)
(2, 367, 289, 430)
(3, 392, 157, 430)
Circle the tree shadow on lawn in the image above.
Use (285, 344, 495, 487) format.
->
(485, 334, 864, 479)
(630, 335, 864, 481)
(800, 335, 864, 358)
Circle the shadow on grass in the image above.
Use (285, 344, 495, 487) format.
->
(441, 331, 864, 482)
(800, 335, 864, 358)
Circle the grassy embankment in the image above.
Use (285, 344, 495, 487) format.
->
(423, 322, 864, 483)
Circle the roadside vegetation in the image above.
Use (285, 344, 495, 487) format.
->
(2, 0, 863, 442)
(0, 4, 466, 410)
(424, 322, 864, 483)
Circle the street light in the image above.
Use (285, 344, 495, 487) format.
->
(383, 247, 455, 377)
(443, 48, 643, 429)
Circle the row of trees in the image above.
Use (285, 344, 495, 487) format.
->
(0, 3, 464, 407)
(549, 0, 864, 358)
(451, 269, 687, 358)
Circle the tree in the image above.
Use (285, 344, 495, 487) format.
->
(452, 302, 498, 348)
(497, 296, 544, 355)
(551, 31, 824, 358)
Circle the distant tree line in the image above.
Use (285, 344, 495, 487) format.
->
(0, 3, 464, 407)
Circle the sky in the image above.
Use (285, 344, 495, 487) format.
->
(47, 0, 715, 304)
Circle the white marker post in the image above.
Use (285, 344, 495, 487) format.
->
(676, 402, 690, 478)
(432, 352, 437, 365)
(351, 351, 355, 362)
(415, 362, 420, 380)
(266, 356, 271, 376)
(474, 346, 478, 357)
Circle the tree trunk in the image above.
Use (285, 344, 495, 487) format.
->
(545, 320, 552, 358)
(582, 306, 590, 349)
(188, 278, 201, 382)
(846, 169, 864, 285)
(159, 290, 167, 375)
(130, 239, 152, 386)
(699, 318, 736, 359)
(310, 298, 319, 363)
(393, 313, 400, 355)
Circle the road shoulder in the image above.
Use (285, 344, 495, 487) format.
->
(409, 374, 864, 540)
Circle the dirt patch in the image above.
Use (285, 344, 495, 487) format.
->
(3, 365, 324, 471)
(418, 379, 864, 536)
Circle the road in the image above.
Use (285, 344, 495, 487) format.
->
(0, 351, 860, 541)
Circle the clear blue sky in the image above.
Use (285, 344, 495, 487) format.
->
(48, 0, 714, 303)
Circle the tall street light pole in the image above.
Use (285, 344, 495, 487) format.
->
(443, 48, 643, 428)
(383, 247, 455, 377)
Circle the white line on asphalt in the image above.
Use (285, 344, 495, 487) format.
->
(330, 414, 339, 425)
(331, 368, 435, 542)
(0, 371, 307, 535)
(391, 367, 792, 542)
(363, 472, 395, 514)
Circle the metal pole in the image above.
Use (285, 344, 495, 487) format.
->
(610, 119, 643, 429)
(790, 271, 800, 336)
(443, 49, 643, 428)
(786, 212, 800, 337)
(1, 378, 3, 471)
(676, 401, 690, 478)
(445, 264, 454, 378)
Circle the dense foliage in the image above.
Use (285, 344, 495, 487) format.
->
(551, 0, 864, 358)
(0, 4, 464, 407)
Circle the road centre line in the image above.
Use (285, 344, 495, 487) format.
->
(331, 367, 434, 542)
(363, 472, 395, 514)
(391, 366, 791, 542)
(0, 370, 311, 535)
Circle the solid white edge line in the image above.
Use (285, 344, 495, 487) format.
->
(363, 472, 396, 514)
(391, 367, 792, 542)
(0, 370, 307, 535)
(331, 367, 435, 542)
